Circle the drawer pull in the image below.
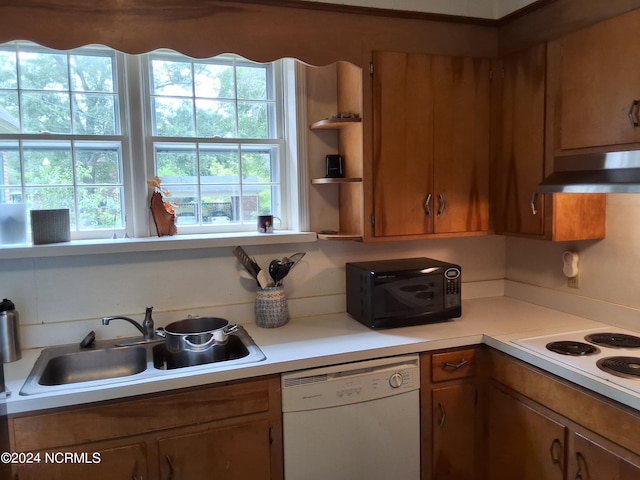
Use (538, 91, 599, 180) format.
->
(530, 192, 539, 216)
(444, 359, 468, 370)
(629, 99, 639, 128)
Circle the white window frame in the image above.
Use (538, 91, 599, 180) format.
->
(0, 42, 310, 246)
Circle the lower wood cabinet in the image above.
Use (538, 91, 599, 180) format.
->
(421, 347, 481, 480)
(487, 349, 640, 480)
(157, 419, 272, 480)
(9, 375, 283, 480)
(487, 383, 565, 480)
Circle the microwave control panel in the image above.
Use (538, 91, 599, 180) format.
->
(444, 267, 461, 308)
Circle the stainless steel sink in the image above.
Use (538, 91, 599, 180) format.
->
(20, 326, 266, 395)
(38, 345, 147, 386)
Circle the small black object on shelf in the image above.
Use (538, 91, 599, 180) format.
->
(325, 154, 344, 178)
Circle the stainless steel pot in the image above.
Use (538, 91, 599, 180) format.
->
(163, 317, 238, 353)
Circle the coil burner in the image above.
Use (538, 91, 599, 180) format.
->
(545, 341, 600, 356)
(584, 333, 640, 349)
(596, 356, 640, 379)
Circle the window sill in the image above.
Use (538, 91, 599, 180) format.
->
(0, 231, 318, 260)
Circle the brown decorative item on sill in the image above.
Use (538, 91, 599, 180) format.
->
(147, 176, 177, 237)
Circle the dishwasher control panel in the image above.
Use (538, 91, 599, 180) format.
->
(281, 354, 420, 411)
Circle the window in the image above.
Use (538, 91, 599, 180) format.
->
(0, 42, 125, 236)
(0, 42, 291, 240)
(145, 53, 283, 232)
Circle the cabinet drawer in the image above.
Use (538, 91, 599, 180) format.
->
(431, 348, 477, 382)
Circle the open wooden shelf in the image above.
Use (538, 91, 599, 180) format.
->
(316, 232, 363, 241)
(311, 177, 362, 185)
(309, 118, 361, 130)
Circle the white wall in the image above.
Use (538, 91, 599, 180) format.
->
(505, 194, 640, 322)
(1, 235, 505, 349)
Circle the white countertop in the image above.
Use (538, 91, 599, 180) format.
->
(5, 296, 636, 414)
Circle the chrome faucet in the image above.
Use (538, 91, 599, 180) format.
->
(102, 306, 158, 341)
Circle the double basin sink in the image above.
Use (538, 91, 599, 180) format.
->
(20, 325, 266, 396)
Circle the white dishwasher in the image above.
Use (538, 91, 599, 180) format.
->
(281, 354, 420, 480)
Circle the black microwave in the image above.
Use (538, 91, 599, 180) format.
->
(346, 257, 461, 329)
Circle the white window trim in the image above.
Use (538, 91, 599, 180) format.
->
(0, 45, 315, 256)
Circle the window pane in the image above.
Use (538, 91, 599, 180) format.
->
(242, 145, 278, 182)
(151, 59, 192, 96)
(0, 91, 19, 133)
(23, 141, 73, 185)
(70, 54, 114, 93)
(22, 91, 71, 134)
(153, 97, 194, 137)
(249, 184, 280, 218)
(0, 49, 17, 89)
(238, 101, 268, 138)
(25, 186, 74, 214)
(201, 185, 240, 223)
(77, 186, 123, 229)
(195, 62, 234, 99)
(237, 65, 268, 100)
(19, 49, 69, 91)
(199, 144, 239, 183)
(72, 93, 117, 135)
(156, 143, 197, 178)
(0, 141, 21, 186)
(196, 99, 236, 138)
(74, 142, 121, 185)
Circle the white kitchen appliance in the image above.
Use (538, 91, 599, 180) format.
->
(513, 326, 640, 396)
(281, 354, 420, 480)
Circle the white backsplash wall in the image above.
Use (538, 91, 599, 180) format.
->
(505, 194, 640, 325)
(1, 235, 505, 349)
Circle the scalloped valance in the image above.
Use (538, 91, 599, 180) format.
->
(0, 0, 497, 65)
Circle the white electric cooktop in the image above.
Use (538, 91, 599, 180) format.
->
(513, 326, 640, 396)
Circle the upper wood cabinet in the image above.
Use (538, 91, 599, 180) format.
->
(495, 43, 547, 237)
(495, 43, 606, 241)
(558, 7, 640, 151)
(371, 51, 490, 239)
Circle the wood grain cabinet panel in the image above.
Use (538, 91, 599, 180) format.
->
(372, 51, 490, 239)
(495, 42, 606, 241)
(559, 8, 640, 150)
(9, 376, 283, 480)
(158, 419, 272, 480)
(487, 384, 566, 480)
(421, 347, 481, 480)
(14, 443, 147, 480)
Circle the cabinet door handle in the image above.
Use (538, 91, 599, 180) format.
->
(437, 402, 446, 427)
(628, 99, 639, 127)
(424, 193, 432, 216)
(575, 451, 588, 480)
(549, 438, 562, 466)
(530, 192, 539, 216)
(165, 454, 175, 480)
(437, 194, 445, 215)
(444, 359, 468, 370)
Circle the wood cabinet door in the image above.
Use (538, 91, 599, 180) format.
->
(432, 55, 490, 234)
(372, 50, 434, 236)
(15, 443, 147, 480)
(496, 43, 546, 236)
(432, 384, 477, 480)
(560, 8, 640, 150)
(158, 419, 272, 480)
(571, 432, 640, 480)
(487, 385, 565, 480)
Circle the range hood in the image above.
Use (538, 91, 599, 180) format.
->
(539, 150, 640, 193)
